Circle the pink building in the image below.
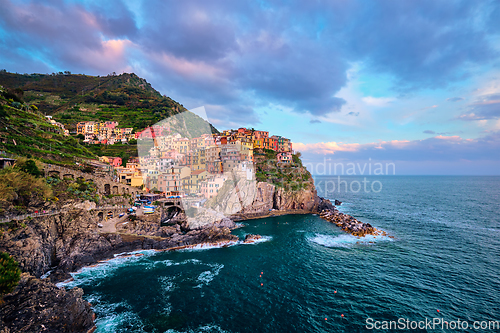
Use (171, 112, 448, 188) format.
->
(104, 121, 119, 129)
(108, 157, 122, 167)
(277, 152, 292, 164)
(201, 175, 227, 199)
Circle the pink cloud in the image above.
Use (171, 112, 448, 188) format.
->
(295, 135, 472, 155)
(293, 141, 361, 154)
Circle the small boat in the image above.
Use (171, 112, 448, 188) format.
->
(143, 206, 155, 214)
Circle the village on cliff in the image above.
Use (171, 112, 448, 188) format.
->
(74, 120, 293, 200)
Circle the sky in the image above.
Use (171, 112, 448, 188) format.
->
(1, 0, 500, 174)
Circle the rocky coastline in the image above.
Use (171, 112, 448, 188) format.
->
(0, 273, 96, 333)
(0, 182, 380, 332)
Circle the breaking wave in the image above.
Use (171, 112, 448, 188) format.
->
(308, 233, 392, 248)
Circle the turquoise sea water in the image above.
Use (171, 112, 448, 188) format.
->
(62, 176, 500, 332)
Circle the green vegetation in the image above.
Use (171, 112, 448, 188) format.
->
(85, 142, 138, 163)
(17, 158, 42, 177)
(47, 176, 100, 204)
(0, 71, 211, 133)
(254, 149, 312, 191)
(0, 87, 96, 164)
(67, 179, 99, 203)
(0, 252, 21, 297)
(0, 166, 53, 212)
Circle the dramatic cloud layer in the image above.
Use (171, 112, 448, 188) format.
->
(1, 0, 499, 124)
(2, 0, 500, 173)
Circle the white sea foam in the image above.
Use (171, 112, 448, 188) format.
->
(95, 306, 146, 333)
(56, 250, 157, 288)
(57, 237, 268, 290)
(158, 276, 176, 293)
(241, 235, 272, 244)
(164, 323, 231, 333)
(177, 241, 240, 252)
(153, 258, 202, 269)
(195, 264, 224, 288)
(309, 233, 392, 248)
(40, 269, 52, 279)
(83, 294, 147, 333)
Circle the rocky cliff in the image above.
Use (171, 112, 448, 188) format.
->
(0, 273, 95, 333)
(216, 180, 322, 220)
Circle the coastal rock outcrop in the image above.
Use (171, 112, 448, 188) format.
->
(319, 207, 389, 237)
(0, 273, 95, 333)
(243, 234, 262, 243)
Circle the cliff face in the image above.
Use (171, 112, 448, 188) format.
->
(0, 210, 105, 280)
(228, 181, 321, 220)
(0, 273, 95, 333)
(273, 185, 319, 211)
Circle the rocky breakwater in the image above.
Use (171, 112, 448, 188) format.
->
(319, 207, 389, 237)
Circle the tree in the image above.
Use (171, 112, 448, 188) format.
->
(0, 252, 21, 296)
(17, 159, 42, 177)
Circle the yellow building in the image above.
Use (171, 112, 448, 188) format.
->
(116, 167, 144, 187)
(189, 170, 208, 193)
(191, 148, 206, 171)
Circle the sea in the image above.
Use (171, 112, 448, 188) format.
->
(60, 176, 500, 332)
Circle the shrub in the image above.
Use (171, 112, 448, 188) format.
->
(0, 252, 21, 296)
(14, 157, 43, 177)
(0, 105, 7, 119)
(0, 167, 52, 210)
(11, 101, 22, 109)
(20, 159, 42, 177)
